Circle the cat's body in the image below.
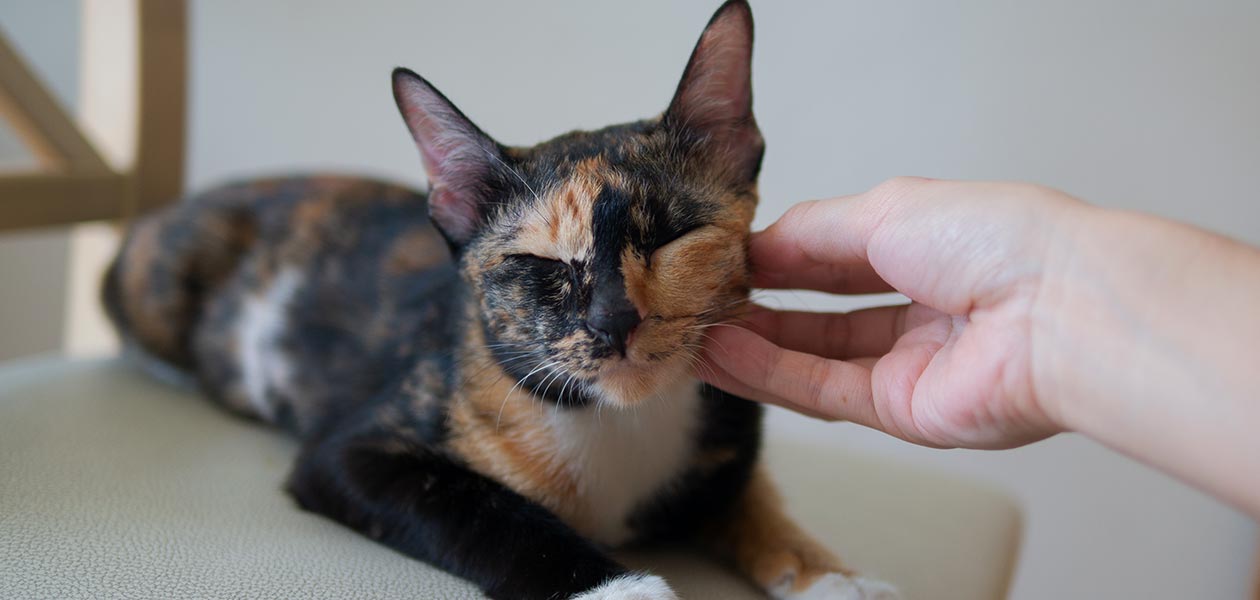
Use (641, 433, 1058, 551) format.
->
(103, 2, 898, 598)
(103, 177, 456, 433)
(104, 176, 760, 551)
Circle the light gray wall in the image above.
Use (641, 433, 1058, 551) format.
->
(0, 228, 69, 361)
(3, 1, 1257, 597)
(0, 0, 78, 167)
(0, 1, 79, 361)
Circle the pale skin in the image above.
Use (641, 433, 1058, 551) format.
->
(699, 177, 1260, 519)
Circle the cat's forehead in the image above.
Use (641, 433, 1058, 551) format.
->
(527, 121, 657, 168)
(500, 121, 737, 263)
(513, 156, 624, 262)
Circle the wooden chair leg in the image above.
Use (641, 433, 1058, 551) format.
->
(0, 0, 186, 233)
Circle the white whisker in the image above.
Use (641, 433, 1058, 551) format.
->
(497, 359, 560, 431)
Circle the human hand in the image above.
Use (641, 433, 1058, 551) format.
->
(700, 178, 1084, 449)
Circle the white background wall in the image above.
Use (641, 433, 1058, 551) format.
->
(2, 1, 1257, 597)
(0, 0, 76, 361)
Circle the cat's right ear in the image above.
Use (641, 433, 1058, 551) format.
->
(392, 68, 502, 246)
(665, 0, 763, 185)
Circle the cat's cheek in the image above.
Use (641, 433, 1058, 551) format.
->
(652, 238, 744, 311)
(626, 318, 689, 363)
(552, 332, 598, 372)
(620, 251, 651, 318)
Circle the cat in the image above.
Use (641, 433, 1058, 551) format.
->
(102, 2, 899, 599)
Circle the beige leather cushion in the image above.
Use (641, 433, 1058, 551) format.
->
(0, 358, 1020, 599)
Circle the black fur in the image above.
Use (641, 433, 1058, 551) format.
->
(288, 421, 627, 600)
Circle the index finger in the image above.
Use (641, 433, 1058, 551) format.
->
(750, 186, 908, 294)
(733, 303, 926, 360)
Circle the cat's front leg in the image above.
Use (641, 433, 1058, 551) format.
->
(706, 466, 901, 600)
(286, 427, 676, 600)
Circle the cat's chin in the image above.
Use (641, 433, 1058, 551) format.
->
(589, 358, 693, 408)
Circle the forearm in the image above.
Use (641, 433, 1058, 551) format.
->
(1036, 205, 1260, 517)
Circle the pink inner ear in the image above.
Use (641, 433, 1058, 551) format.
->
(396, 82, 489, 186)
(394, 72, 498, 243)
(427, 186, 480, 242)
(667, 3, 762, 183)
(673, 5, 754, 129)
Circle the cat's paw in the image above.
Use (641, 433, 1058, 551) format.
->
(770, 572, 901, 600)
(571, 573, 679, 600)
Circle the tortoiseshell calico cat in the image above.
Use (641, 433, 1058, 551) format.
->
(103, 2, 898, 598)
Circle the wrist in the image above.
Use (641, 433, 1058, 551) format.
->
(1038, 207, 1254, 424)
(1029, 204, 1181, 434)
(1032, 205, 1260, 515)
(1025, 199, 1101, 433)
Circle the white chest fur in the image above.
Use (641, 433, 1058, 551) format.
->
(543, 377, 703, 547)
(236, 268, 302, 420)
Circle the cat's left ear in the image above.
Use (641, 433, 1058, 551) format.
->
(393, 68, 504, 246)
(665, 0, 764, 184)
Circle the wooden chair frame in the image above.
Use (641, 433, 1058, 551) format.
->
(0, 0, 185, 232)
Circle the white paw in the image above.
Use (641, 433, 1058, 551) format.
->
(571, 573, 679, 600)
(771, 572, 902, 600)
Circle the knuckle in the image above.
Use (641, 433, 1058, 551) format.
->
(804, 358, 833, 414)
(779, 199, 819, 228)
(870, 176, 932, 203)
(756, 344, 786, 392)
(824, 309, 852, 356)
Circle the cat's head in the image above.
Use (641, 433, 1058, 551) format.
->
(393, 0, 761, 407)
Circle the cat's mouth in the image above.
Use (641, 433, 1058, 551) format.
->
(499, 303, 741, 407)
(586, 322, 702, 407)
(590, 361, 688, 407)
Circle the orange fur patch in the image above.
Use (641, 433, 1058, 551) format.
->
(120, 218, 178, 356)
(619, 197, 754, 367)
(513, 158, 604, 262)
(710, 466, 852, 592)
(290, 196, 337, 245)
(384, 227, 448, 275)
(446, 320, 585, 526)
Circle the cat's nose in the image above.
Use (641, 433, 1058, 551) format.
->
(586, 307, 641, 357)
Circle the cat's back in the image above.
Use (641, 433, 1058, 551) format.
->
(106, 175, 461, 434)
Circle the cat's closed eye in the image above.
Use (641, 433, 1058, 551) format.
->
(511, 253, 564, 267)
(510, 253, 576, 281)
(648, 224, 705, 268)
